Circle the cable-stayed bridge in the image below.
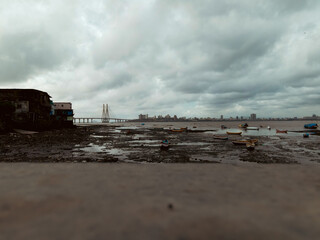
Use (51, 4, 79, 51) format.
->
(73, 104, 130, 123)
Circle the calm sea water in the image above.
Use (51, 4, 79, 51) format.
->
(110, 120, 319, 137)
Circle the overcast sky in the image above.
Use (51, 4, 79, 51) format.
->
(1, 0, 320, 119)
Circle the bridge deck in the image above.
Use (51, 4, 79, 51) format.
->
(73, 118, 129, 123)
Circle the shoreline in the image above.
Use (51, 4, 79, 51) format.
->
(1, 123, 319, 164)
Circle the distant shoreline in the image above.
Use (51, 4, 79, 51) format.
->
(126, 119, 318, 122)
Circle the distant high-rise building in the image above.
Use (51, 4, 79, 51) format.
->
(250, 113, 256, 120)
(139, 114, 148, 120)
(220, 115, 223, 120)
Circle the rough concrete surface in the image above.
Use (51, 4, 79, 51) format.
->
(0, 163, 320, 240)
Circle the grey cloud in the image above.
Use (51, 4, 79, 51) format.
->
(1, 0, 320, 118)
(0, 31, 72, 83)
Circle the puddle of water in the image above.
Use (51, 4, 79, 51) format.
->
(132, 134, 147, 139)
(79, 143, 106, 153)
(129, 144, 160, 147)
(131, 139, 160, 143)
(105, 148, 126, 155)
(111, 129, 121, 133)
(190, 155, 220, 162)
(176, 142, 210, 146)
(90, 135, 105, 138)
(116, 126, 140, 130)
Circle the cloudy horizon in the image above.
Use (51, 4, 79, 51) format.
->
(1, 0, 320, 119)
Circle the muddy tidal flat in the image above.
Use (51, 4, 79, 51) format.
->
(0, 121, 319, 164)
(1, 121, 320, 239)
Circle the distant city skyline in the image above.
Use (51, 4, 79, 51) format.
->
(137, 113, 320, 121)
(1, 1, 320, 118)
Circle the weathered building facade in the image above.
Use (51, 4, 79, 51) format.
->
(0, 89, 74, 131)
(53, 102, 74, 127)
(0, 89, 52, 130)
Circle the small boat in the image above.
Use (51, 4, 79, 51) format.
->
(238, 123, 248, 128)
(303, 133, 309, 138)
(213, 135, 228, 140)
(180, 127, 188, 131)
(170, 129, 184, 132)
(232, 139, 258, 145)
(246, 127, 259, 130)
(160, 140, 169, 150)
(304, 123, 318, 129)
(267, 126, 271, 130)
(276, 129, 288, 134)
(246, 142, 255, 150)
(221, 125, 227, 129)
(227, 131, 242, 135)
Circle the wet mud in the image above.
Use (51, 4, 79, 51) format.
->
(0, 125, 319, 164)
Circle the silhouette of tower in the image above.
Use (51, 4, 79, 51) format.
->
(102, 104, 110, 123)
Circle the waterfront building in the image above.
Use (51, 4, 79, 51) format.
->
(0, 89, 52, 130)
(53, 102, 74, 127)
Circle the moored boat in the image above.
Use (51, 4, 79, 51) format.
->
(170, 129, 184, 132)
(303, 133, 309, 138)
(304, 123, 318, 129)
(160, 140, 169, 150)
(227, 131, 242, 135)
(246, 142, 255, 150)
(213, 135, 228, 140)
(276, 129, 288, 133)
(238, 123, 248, 128)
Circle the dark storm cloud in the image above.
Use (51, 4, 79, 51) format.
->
(1, 0, 320, 118)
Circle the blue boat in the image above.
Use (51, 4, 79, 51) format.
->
(304, 123, 318, 129)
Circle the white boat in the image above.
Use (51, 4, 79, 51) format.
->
(246, 127, 259, 130)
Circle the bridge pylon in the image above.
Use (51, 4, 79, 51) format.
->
(102, 104, 110, 123)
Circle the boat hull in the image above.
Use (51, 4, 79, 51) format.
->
(213, 136, 228, 140)
(276, 129, 288, 133)
(304, 123, 318, 129)
(227, 131, 242, 135)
